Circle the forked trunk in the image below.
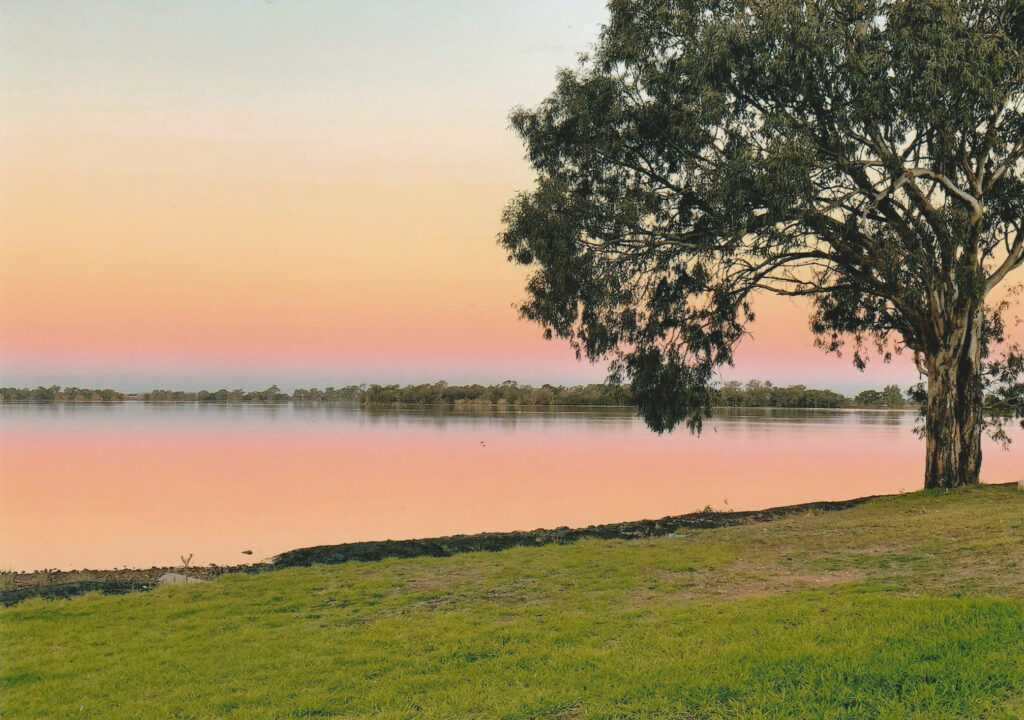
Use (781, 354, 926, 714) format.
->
(923, 310, 984, 489)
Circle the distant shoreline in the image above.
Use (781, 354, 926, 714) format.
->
(0, 399, 922, 411)
(0, 378, 921, 411)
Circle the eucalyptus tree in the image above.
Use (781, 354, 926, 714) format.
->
(501, 0, 1024, 488)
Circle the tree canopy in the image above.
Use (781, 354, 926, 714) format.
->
(501, 0, 1023, 486)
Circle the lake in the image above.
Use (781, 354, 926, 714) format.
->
(1, 403, 1021, 571)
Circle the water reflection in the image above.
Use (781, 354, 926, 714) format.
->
(0, 403, 1018, 571)
(710, 407, 915, 429)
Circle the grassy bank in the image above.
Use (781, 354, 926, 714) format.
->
(0, 496, 879, 606)
(2, 484, 1023, 718)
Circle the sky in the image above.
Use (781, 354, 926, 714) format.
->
(0, 0, 958, 394)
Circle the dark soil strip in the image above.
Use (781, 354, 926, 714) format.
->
(1, 581, 145, 606)
(3, 493, 885, 606)
(1, 566, 268, 607)
(272, 495, 880, 567)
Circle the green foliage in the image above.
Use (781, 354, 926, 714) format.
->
(980, 291, 1024, 430)
(2, 485, 1024, 718)
(142, 385, 297, 404)
(291, 386, 363, 403)
(0, 386, 124, 403)
(501, 0, 1024, 435)
(986, 349, 1024, 418)
(0, 380, 922, 409)
(358, 380, 633, 406)
(854, 384, 907, 407)
(716, 380, 853, 408)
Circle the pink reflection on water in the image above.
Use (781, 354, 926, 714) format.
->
(1, 405, 1021, 570)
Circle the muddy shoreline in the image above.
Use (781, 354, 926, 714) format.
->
(0, 564, 272, 605)
(0, 490, 930, 606)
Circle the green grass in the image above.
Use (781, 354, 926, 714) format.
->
(3, 484, 1024, 718)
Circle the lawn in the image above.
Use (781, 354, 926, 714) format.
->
(2, 484, 1023, 719)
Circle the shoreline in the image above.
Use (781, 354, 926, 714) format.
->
(0, 563, 272, 606)
(0, 399, 923, 414)
(0, 487, 932, 605)
(7, 482, 1017, 606)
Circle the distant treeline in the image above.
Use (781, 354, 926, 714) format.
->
(0, 386, 125, 403)
(137, 382, 628, 406)
(359, 381, 633, 406)
(322, 380, 911, 408)
(716, 381, 909, 409)
(138, 385, 361, 403)
(0, 380, 915, 408)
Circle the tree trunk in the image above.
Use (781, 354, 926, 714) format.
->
(923, 310, 984, 489)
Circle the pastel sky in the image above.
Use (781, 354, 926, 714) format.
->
(0, 0, 995, 393)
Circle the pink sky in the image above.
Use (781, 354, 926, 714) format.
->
(0, 1, 1015, 394)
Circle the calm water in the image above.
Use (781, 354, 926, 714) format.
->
(1, 403, 1021, 571)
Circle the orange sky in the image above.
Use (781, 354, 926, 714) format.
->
(1, 1, 1015, 393)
